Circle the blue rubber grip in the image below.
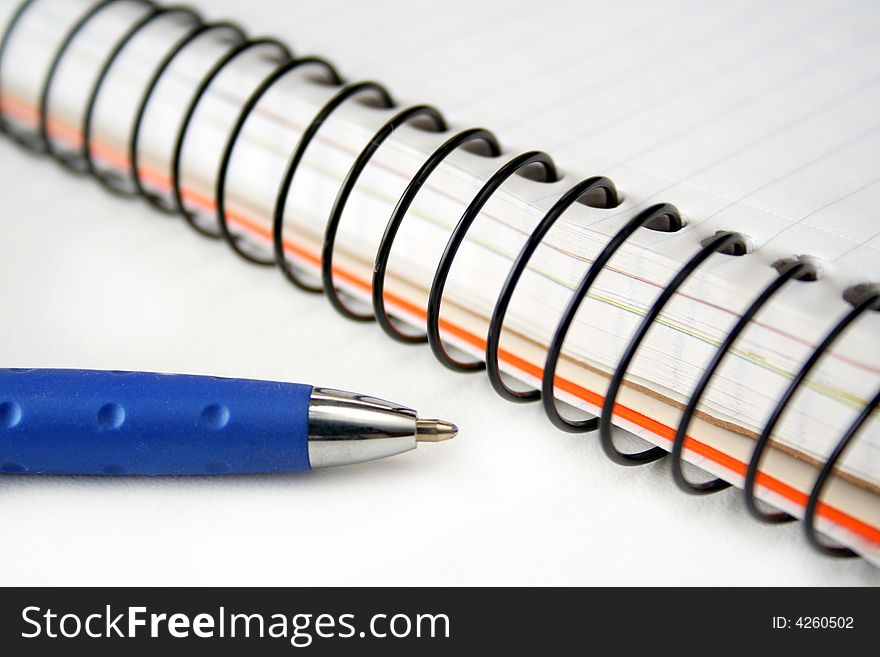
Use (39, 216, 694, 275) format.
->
(0, 369, 313, 475)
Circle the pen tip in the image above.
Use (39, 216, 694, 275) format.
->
(416, 418, 458, 442)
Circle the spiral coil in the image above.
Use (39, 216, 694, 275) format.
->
(1, 0, 877, 559)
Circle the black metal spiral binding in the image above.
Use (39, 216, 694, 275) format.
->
(271, 81, 394, 293)
(744, 289, 880, 528)
(39, 0, 142, 170)
(322, 104, 447, 321)
(215, 56, 342, 265)
(670, 258, 819, 494)
(2, 0, 877, 559)
(599, 230, 749, 466)
(373, 128, 502, 344)
(486, 176, 618, 401)
(541, 203, 683, 432)
(82, 5, 202, 194)
(170, 37, 293, 237)
(805, 386, 880, 557)
(427, 151, 559, 371)
(130, 21, 246, 212)
(0, 0, 44, 150)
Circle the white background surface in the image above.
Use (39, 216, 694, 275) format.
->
(0, 0, 878, 585)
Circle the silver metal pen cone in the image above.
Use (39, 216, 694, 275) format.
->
(307, 388, 419, 468)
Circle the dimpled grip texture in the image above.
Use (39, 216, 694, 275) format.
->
(0, 369, 313, 475)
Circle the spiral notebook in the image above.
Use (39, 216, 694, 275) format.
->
(0, 0, 878, 562)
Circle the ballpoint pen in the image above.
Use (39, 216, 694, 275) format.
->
(0, 368, 457, 475)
